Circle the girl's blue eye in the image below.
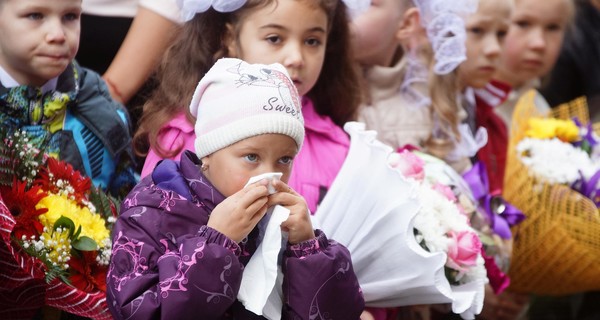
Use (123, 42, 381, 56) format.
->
(27, 13, 44, 20)
(64, 13, 80, 22)
(279, 156, 293, 165)
(244, 154, 258, 162)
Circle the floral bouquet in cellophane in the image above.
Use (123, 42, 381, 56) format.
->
(313, 122, 487, 319)
(0, 128, 118, 319)
(503, 91, 600, 295)
(413, 152, 520, 297)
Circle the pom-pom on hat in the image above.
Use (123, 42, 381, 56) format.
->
(190, 58, 305, 159)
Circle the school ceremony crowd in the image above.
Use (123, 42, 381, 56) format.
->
(0, 0, 599, 319)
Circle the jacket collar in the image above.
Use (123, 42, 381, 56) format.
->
(301, 97, 350, 146)
(181, 151, 226, 212)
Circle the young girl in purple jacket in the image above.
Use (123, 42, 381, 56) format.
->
(106, 58, 364, 320)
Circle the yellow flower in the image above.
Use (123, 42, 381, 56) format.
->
(41, 227, 71, 270)
(37, 194, 110, 245)
(526, 118, 580, 142)
(555, 120, 580, 142)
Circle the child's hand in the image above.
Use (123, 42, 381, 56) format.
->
(268, 180, 315, 244)
(207, 180, 270, 243)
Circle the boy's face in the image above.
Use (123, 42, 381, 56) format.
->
(225, 0, 327, 97)
(201, 134, 298, 198)
(497, 0, 570, 87)
(0, 0, 81, 87)
(458, 0, 511, 90)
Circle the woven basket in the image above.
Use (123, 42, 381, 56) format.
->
(504, 91, 600, 295)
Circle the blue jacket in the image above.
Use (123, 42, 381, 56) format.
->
(0, 61, 137, 196)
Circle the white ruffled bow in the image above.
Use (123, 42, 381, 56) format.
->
(413, 0, 478, 75)
(177, 0, 246, 21)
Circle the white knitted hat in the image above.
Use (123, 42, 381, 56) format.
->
(190, 58, 305, 158)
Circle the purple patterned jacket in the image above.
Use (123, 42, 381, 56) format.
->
(106, 151, 364, 320)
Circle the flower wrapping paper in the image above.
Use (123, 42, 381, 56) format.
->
(503, 91, 600, 295)
(313, 122, 486, 319)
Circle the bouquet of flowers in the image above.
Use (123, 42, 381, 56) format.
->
(313, 122, 487, 319)
(407, 152, 521, 297)
(503, 91, 600, 295)
(0, 128, 118, 319)
(516, 117, 600, 201)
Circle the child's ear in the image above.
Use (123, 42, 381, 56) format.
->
(396, 7, 421, 41)
(223, 23, 239, 58)
(200, 156, 211, 172)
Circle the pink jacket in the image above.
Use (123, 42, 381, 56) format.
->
(288, 98, 350, 213)
(141, 112, 195, 178)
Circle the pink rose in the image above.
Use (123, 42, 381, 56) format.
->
(432, 182, 457, 202)
(388, 150, 425, 181)
(446, 230, 482, 272)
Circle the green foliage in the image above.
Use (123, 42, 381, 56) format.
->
(88, 186, 120, 220)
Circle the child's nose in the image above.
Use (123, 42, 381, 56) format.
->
(45, 19, 66, 43)
(528, 27, 547, 51)
(282, 42, 304, 69)
(484, 36, 501, 57)
(260, 163, 278, 174)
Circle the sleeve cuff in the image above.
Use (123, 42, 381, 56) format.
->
(285, 229, 329, 258)
(197, 225, 241, 256)
(139, 0, 183, 23)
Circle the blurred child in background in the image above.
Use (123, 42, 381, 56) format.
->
(493, 0, 574, 127)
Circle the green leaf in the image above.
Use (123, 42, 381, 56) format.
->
(581, 139, 592, 155)
(72, 236, 98, 251)
(53, 216, 76, 239)
(72, 225, 82, 240)
(89, 186, 120, 220)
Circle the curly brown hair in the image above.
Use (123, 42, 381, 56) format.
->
(134, 0, 360, 158)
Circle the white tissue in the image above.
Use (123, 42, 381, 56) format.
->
(237, 172, 289, 319)
(245, 172, 283, 195)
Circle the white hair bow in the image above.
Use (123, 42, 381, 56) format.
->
(177, 0, 247, 21)
(413, 0, 478, 74)
(343, 0, 371, 18)
(178, 0, 371, 22)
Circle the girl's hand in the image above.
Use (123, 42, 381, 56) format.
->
(207, 180, 270, 243)
(268, 180, 315, 244)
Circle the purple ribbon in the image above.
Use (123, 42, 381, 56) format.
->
(573, 170, 600, 207)
(462, 162, 525, 239)
(573, 118, 598, 152)
(570, 118, 600, 206)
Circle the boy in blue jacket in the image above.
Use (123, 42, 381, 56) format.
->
(0, 0, 137, 197)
